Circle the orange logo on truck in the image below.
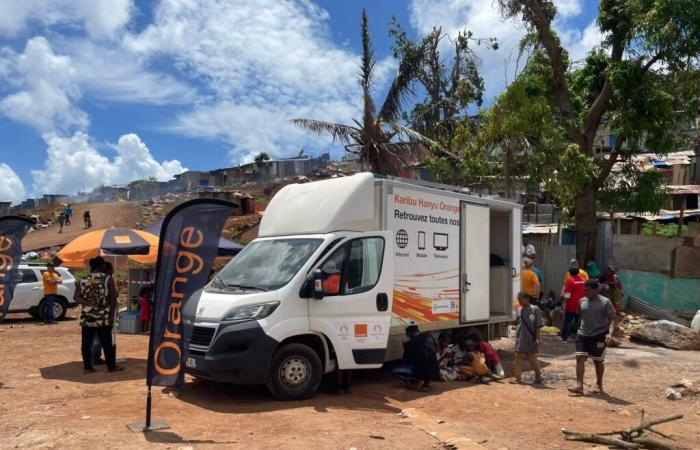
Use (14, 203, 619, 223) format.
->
(354, 323, 368, 337)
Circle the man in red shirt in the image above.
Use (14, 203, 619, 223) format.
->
(561, 267, 586, 342)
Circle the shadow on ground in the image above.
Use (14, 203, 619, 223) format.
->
(40, 358, 147, 383)
(144, 430, 235, 445)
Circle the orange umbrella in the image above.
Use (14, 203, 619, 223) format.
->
(57, 228, 159, 268)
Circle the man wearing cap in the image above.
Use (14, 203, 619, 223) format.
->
(560, 260, 586, 342)
(569, 280, 616, 396)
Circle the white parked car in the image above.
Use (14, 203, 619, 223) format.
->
(10, 265, 77, 320)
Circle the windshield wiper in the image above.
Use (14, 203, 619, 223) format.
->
(223, 283, 268, 292)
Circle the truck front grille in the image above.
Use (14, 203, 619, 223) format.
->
(190, 326, 216, 348)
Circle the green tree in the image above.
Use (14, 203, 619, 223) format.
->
(254, 152, 270, 173)
(389, 20, 497, 185)
(497, 0, 700, 261)
(292, 9, 430, 175)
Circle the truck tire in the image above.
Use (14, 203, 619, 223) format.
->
(266, 343, 322, 401)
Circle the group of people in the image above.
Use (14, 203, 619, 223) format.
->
(519, 241, 621, 395)
(392, 325, 505, 390)
(56, 205, 72, 233)
(383, 239, 620, 395)
(55, 205, 92, 233)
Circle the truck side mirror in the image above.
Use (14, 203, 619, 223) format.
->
(311, 269, 324, 300)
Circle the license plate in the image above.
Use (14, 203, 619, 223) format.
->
(185, 356, 198, 369)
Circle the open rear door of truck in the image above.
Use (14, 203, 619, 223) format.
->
(460, 201, 490, 322)
(308, 231, 394, 369)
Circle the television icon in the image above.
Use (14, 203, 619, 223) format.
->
(433, 233, 448, 251)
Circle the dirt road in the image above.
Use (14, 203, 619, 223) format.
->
(1, 313, 699, 449)
(23, 203, 143, 252)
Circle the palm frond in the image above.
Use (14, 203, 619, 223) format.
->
(360, 9, 375, 91)
(379, 41, 425, 123)
(290, 119, 360, 144)
(370, 141, 430, 176)
(389, 121, 437, 147)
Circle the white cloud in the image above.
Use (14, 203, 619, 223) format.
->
(0, 37, 88, 133)
(558, 20, 604, 64)
(408, 0, 601, 101)
(31, 132, 185, 195)
(0, 0, 132, 40)
(0, 163, 26, 204)
(64, 40, 197, 105)
(125, 0, 389, 162)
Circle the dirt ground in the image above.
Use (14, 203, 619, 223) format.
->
(22, 202, 143, 252)
(1, 312, 699, 450)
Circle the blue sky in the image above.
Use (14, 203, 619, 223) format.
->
(0, 0, 599, 203)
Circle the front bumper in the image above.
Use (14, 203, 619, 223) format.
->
(184, 320, 278, 384)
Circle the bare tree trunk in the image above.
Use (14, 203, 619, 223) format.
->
(574, 186, 598, 264)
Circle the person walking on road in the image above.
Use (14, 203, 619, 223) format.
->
(41, 263, 62, 324)
(569, 280, 616, 396)
(560, 263, 586, 342)
(74, 257, 123, 374)
(512, 292, 544, 385)
(83, 210, 92, 229)
(64, 204, 72, 225)
(57, 212, 66, 233)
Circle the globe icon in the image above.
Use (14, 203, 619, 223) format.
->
(395, 229, 409, 248)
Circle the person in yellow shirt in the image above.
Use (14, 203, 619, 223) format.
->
(521, 258, 540, 299)
(42, 263, 62, 324)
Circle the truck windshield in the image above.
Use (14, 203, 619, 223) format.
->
(215, 238, 323, 291)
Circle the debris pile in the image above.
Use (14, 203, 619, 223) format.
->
(630, 320, 700, 351)
(665, 379, 700, 401)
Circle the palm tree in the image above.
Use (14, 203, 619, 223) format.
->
(292, 9, 432, 175)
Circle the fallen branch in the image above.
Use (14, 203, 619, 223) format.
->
(561, 413, 684, 449)
(599, 414, 683, 437)
(634, 437, 686, 450)
(561, 429, 639, 449)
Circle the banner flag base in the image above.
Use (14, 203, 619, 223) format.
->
(127, 420, 169, 433)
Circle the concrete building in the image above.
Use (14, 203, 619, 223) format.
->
(0, 201, 11, 216)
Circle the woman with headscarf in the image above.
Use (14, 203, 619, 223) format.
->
(585, 261, 601, 280)
(603, 267, 623, 312)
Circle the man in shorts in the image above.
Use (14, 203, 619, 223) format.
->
(569, 279, 616, 396)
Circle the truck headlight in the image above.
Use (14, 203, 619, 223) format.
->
(222, 302, 280, 323)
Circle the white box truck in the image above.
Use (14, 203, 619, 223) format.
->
(183, 173, 522, 400)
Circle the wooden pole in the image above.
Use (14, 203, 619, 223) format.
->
(677, 204, 685, 237)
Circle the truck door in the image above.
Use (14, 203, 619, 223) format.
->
(308, 231, 393, 369)
(460, 202, 490, 322)
(511, 207, 522, 316)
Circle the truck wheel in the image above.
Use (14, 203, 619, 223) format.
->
(266, 343, 322, 401)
